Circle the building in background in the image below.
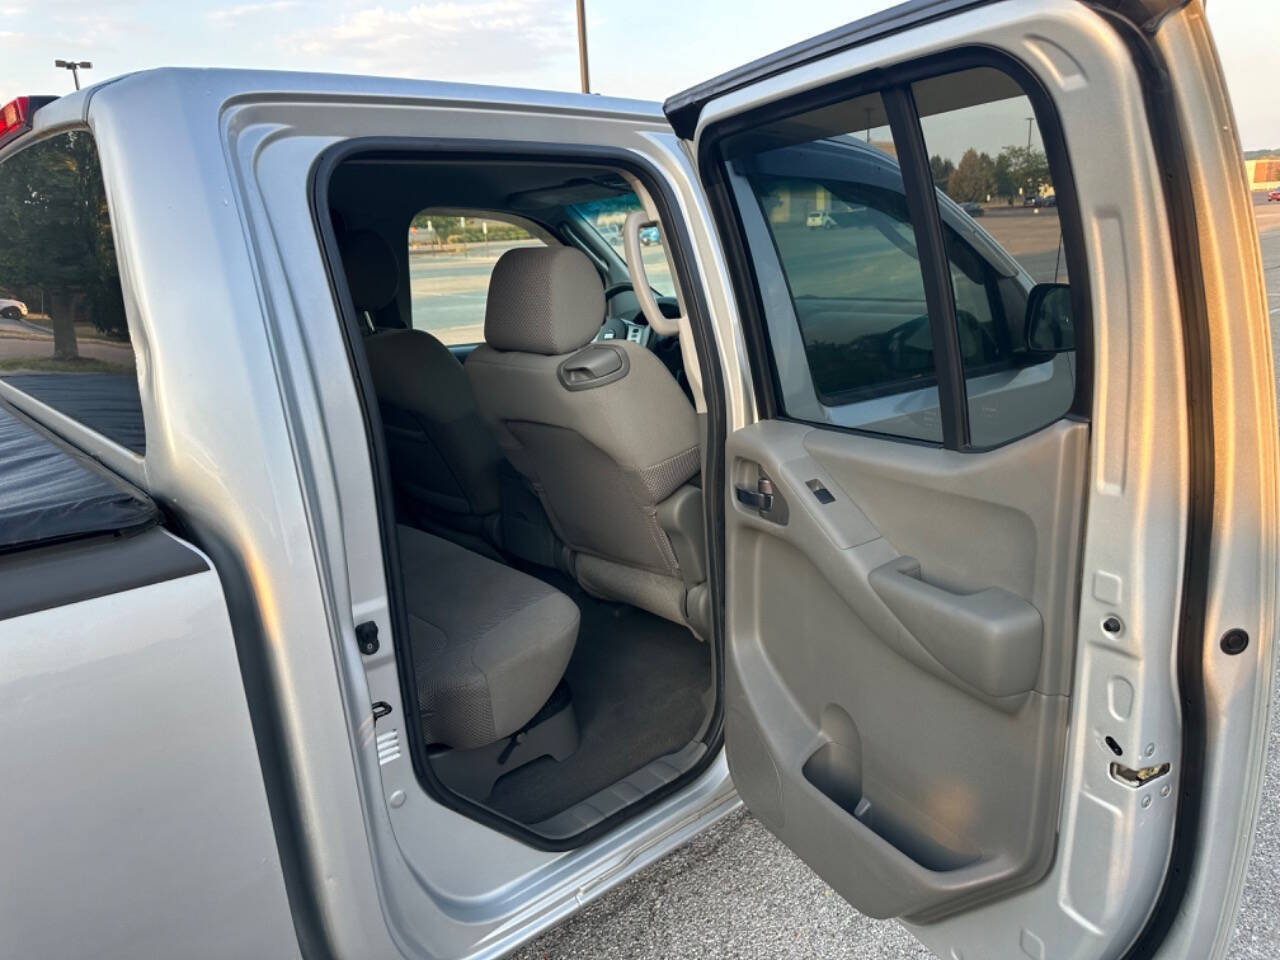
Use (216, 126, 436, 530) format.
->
(1246, 157, 1280, 191)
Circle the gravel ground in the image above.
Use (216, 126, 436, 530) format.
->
(513, 205, 1280, 960)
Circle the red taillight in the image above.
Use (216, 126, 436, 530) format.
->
(0, 96, 54, 148)
(0, 97, 29, 137)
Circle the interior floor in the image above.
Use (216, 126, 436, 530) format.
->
(481, 566, 711, 825)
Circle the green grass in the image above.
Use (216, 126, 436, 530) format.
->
(0, 356, 134, 375)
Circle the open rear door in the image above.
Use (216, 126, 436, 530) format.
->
(670, 1, 1277, 957)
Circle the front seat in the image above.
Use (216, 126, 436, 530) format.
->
(339, 230, 504, 547)
(467, 246, 707, 630)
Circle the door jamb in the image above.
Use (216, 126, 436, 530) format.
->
(307, 137, 728, 852)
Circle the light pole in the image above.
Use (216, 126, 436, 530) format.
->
(55, 59, 92, 90)
(575, 0, 590, 94)
(1025, 116, 1034, 149)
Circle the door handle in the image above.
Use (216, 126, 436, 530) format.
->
(868, 556, 1043, 699)
(735, 477, 775, 511)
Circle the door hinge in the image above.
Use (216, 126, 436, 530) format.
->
(355, 621, 379, 655)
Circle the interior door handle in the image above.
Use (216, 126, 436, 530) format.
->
(868, 556, 1043, 699)
(735, 477, 775, 511)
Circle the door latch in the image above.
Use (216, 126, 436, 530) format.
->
(735, 476, 775, 512)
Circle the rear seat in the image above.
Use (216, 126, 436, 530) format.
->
(397, 524, 579, 750)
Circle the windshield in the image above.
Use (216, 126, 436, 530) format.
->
(571, 192, 676, 298)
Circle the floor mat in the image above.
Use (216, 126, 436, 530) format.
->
(483, 581, 712, 824)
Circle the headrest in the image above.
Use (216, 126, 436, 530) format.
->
(338, 230, 398, 315)
(484, 246, 604, 355)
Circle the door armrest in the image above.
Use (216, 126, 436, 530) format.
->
(868, 556, 1042, 698)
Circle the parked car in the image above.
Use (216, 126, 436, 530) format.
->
(1023, 194, 1041, 207)
(960, 200, 985, 217)
(639, 224, 660, 245)
(0, 296, 27, 320)
(1269, 188, 1280, 202)
(806, 210, 838, 229)
(0, 3, 1274, 960)
(1042, 194, 1058, 207)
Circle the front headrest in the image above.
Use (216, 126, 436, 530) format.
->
(484, 246, 604, 355)
(338, 230, 398, 315)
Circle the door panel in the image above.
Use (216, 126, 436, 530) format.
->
(0, 530, 299, 959)
(726, 418, 1085, 920)
(679, 1, 1276, 957)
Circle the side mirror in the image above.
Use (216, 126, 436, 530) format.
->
(1024, 282, 1075, 353)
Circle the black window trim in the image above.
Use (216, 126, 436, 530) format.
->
(884, 83, 970, 448)
(695, 46, 1095, 453)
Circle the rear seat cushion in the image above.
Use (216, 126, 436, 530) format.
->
(397, 524, 579, 750)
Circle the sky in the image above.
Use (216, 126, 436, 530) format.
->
(0, 0, 1274, 152)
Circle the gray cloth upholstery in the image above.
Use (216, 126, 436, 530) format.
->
(366, 329, 502, 524)
(483, 247, 604, 355)
(468, 342, 700, 580)
(398, 525, 579, 750)
(467, 249, 702, 624)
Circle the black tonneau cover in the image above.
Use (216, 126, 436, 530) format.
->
(0, 399, 157, 553)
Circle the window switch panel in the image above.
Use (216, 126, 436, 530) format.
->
(806, 479, 836, 504)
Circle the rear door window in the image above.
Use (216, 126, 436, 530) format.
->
(724, 91, 944, 441)
(720, 65, 1082, 449)
(0, 130, 143, 453)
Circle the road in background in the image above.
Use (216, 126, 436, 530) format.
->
(408, 236, 672, 345)
(513, 194, 1280, 960)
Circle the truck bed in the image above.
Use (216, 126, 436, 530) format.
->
(0, 397, 156, 553)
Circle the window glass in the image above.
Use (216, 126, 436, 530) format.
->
(914, 67, 1075, 446)
(723, 91, 944, 442)
(572, 192, 676, 298)
(0, 130, 143, 453)
(721, 69, 1081, 449)
(407, 212, 544, 345)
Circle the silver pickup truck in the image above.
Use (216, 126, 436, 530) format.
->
(0, 2, 1275, 959)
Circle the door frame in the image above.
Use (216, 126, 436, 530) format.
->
(308, 137, 731, 851)
(1090, 8, 1215, 956)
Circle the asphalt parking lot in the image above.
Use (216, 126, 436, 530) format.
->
(513, 195, 1280, 960)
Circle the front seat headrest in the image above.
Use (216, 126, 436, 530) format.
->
(484, 246, 604, 355)
(338, 230, 399, 315)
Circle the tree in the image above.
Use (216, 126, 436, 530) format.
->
(998, 144, 1051, 201)
(993, 151, 1015, 202)
(0, 130, 126, 359)
(928, 154, 955, 193)
(946, 148, 996, 203)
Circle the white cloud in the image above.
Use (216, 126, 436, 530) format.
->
(208, 0, 300, 25)
(283, 1, 574, 84)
